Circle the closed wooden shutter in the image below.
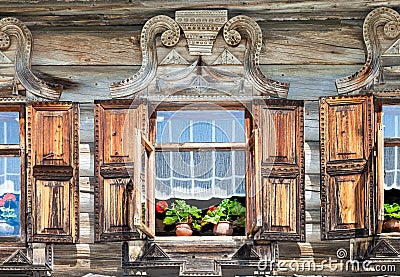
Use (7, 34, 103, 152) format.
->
(320, 95, 375, 240)
(94, 100, 154, 242)
(27, 102, 79, 243)
(251, 99, 305, 241)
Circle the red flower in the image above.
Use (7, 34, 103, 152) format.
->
(156, 201, 168, 213)
(3, 193, 16, 201)
(208, 205, 217, 212)
(0, 198, 4, 207)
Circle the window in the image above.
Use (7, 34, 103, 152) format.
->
(94, 99, 305, 242)
(154, 108, 247, 235)
(0, 106, 24, 239)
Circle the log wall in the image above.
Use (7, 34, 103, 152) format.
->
(0, 1, 395, 276)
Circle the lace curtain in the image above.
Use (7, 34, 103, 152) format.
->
(155, 110, 246, 200)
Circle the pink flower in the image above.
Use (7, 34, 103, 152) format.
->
(3, 193, 16, 201)
(208, 206, 217, 212)
(0, 199, 4, 207)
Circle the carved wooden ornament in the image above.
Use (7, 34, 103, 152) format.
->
(336, 7, 400, 94)
(109, 10, 289, 99)
(0, 17, 62, 100)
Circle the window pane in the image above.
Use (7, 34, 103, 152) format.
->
(156, 110, 245, 143)
(155, 150, 245, 200)
(0, 157, 20, 236)
(0, 112, 19, 144)
(383, 106, 400, 138)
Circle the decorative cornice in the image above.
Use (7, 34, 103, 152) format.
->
(109, 10, 289, 99)
(336, 7, 400, 94)
(0, 17, 62, 100)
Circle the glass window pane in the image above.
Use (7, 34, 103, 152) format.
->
(383, 106, 400, 138)
(0, 157, 20, 236)
(155, 150, 245, 200)
(156, 110, 245, 143)
(0, 112, 19, 144)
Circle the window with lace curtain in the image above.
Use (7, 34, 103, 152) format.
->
(155, 109, 246, 201)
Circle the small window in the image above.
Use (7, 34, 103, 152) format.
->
(154, 109, 247, 236)
(0, 110, 23, 238)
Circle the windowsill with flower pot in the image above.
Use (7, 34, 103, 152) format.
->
(155, 198, 246, 237)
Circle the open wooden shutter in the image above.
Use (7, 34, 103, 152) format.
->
(27, 102, 79, 243)
(320, 95, 375, 240)
(251, 99, 305, 241)
(94, 100, 154, 242)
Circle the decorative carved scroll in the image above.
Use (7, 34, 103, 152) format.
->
(223, 15, 289, 98)
(336, 7, 400, 94)
(0, 17, 62, 100)
(109, 10, 289, 99)
(109, 15, 180, 98)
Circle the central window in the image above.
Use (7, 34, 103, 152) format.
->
(153, 108, 247, 235)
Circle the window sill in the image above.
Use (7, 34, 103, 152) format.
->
(378, 232, 400, 237)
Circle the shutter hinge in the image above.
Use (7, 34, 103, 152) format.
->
(374, 150, 377, 157)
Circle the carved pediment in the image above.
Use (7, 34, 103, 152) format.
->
(2, 250, 31, 266)
(336, 7, 400, 94)
(109, 10, 289, 99)
(0, 17, 62, 101)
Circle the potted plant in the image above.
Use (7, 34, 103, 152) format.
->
(163, 200, 201, 236)
(383, 203, 400, 232)
(202, 198, 246, 236)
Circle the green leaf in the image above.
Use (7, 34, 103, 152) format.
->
(163, 216, 178, 225)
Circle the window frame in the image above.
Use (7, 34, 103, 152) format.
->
(149, 102, 251, 236)
(0, 104, 25, 243)
(376, 99, 400, 235)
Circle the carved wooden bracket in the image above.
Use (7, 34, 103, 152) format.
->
(0, 17, 62, 101)
(109, 10, 289, 99)
(336, 7, 400, 94)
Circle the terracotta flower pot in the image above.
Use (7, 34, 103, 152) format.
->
(383, 219, 400, 232)
(213, 221, 233, 236)
(175, 222, 193, 236)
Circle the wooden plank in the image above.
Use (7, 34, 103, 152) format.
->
(80, 104, 94, 143)
(79, 143, 93, 177)
(0, 1, 395, 25)
(27, 20, 364, 66)
(305, 141, 319, 175)
(304, 101, 319, 142)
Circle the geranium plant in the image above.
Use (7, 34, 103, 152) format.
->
(384, 203, 400, 219)
(202, 198, 246, 227)
(163, 200, 201, 231)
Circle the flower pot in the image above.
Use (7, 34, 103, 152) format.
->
(175, 222, 193, 236)
(383, 219, 400, 232)
(213, 221, 233, 236)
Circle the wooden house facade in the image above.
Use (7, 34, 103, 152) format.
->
(0, 1, 400, 276)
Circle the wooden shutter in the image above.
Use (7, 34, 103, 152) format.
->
(27, 102, 79, 243)
(94, 100, 154, 242)
(320, 95, 375, 240)
(251, 99, 305, 241)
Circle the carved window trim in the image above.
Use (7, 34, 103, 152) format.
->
(0, 104, 25, 243)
